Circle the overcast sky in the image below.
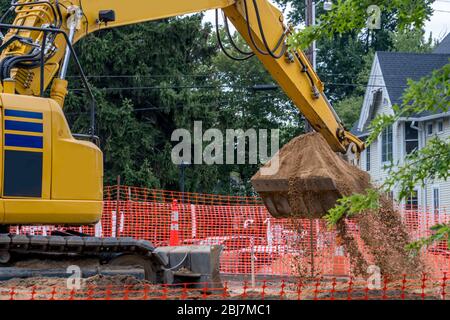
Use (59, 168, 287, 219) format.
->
(203, 1, 450, 42)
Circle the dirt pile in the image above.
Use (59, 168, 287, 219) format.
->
(252, 132, 370, 218)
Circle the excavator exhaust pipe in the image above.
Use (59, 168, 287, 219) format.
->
(251, 133, 370, 219)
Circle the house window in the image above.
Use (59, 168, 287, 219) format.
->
(406, 190, 418, 210)
(437, 121, 443, 133)
(381, 125, 393, 163)
(404, 122, 418, 155)
(427, 123, 433, 135)
(433, 187, 440, 215)
(366, 144, 371, 171)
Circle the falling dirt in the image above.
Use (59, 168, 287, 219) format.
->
(338, 195, 425, 278)
(252, 132, 425, 278)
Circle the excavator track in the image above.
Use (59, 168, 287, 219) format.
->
(0, 233, 222, 288)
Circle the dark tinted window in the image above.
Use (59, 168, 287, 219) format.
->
(405, 122, 418, 155)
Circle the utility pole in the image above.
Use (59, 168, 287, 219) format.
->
(305, 0, 316, 71)
(304, 0, 317, 133)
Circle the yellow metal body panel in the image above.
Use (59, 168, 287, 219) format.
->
(0, 94, 103, 225)
(2, 199, 102, 225)
(50, 101, 103, 201)
(1, 94, 52, 200)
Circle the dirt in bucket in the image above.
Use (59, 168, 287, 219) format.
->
(252, 132, 425, 277)
(251, 132, 370, 218)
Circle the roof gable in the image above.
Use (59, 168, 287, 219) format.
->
(355, 54, 393, 135)
(434, 33, 450, 54)
(377, 51, 450, 107)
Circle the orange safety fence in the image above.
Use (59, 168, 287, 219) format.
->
(9, 185, 450, 278)
(1, 274, 449, 300)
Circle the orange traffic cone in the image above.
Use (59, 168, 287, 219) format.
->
(169, 199, 180, 246)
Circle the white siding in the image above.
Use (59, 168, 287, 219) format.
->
(357, 54, 394, 187)
(422, 117, 450, 210)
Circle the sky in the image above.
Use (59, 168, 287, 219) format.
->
(203, 1, 450, 42)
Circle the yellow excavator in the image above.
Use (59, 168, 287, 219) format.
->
(0, 0, 364, 285)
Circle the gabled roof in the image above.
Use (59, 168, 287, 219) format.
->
(353, 51, 450, 137)
(377, 51, 450, 107)
(433, 33, 450, 54)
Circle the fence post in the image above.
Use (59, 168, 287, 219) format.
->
(115, 175, 121, 238)
(310, 218, 315, 278)
(251, 236, 256, 288)
(170, 199, 180, 246)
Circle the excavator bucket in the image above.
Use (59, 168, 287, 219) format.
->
(251, 133, 370, 218)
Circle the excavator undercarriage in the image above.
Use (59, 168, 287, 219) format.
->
(0, 231, 222, 288)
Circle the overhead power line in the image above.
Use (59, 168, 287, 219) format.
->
(69, 82, 414, 92)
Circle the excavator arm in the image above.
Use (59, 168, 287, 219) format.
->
(0, 0, 364, 156)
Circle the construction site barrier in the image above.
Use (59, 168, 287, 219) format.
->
(9, 185, 450, 278)
(1, 274, 448, 300)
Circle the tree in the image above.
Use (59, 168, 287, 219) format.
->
(391, 28, 435, 53)
(287, 0, 434, 50)
(66, 15, 225, 191)
(210, 28, 303, 194)
(333, 95, 364, 128)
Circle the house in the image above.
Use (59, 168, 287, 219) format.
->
(352, 34, 450, 212)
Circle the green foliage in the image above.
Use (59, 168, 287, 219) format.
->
(382, 137, 450, 200)
(333, 95, 364, 128)
(391, 28, 434, 53)
(288, 0, 433, 49)
(211, 31, 302, 194)
(316, 33, 368, 102)
(325, 189, 380, 228)
(63, 16, 302, 195)
(66, 16, 223, 190)
(406, 223, 450, 253)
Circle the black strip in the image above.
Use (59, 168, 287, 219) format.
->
(4, 150, 43, 197)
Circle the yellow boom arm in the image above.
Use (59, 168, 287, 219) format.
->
(0, 0, 364, 155)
